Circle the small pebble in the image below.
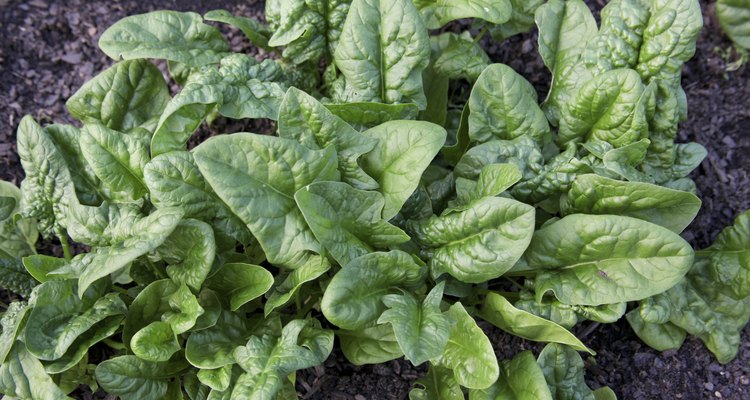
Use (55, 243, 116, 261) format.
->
(714, 391, 722, 398)
(705, 382, 715, 391)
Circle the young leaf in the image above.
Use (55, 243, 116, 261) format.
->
(563, 174, 701, 233)
(537, 343, 606, 400)
(325, 102, 420, 130)
(130, 321, 180, 362)
(409, 365, 463, 400)
(193, 133, 339, 269)
(378, 282, 451, 365)
(524, 214, 694, 305)
(66, 59, 170, 132)
(407, 197, 535, 283)
(204, 9, 271, 50)
(626, 309, 686, 351)
(415, 0, 512, 30)
(432, 32, 491, 82)
(468, 63, 551, 145)
(95, 355, 189, 400)
(322, 251, 427, 330)
(480, 292, 593, 354)
(158, 219, 216, 291)
(279, 87, 378, 190)
(185, 311, 257, 369)
(206, 263, 274, 311)
(332, 0, 431, 108)
(434, 302, 498, 390)
(717, 0, 750, 49)
(264, 255, 331, 315)
(337, 324, 403, 365)
(454, 136, 544, 183)
(99, 11, 229, 66)
(361, 121, 447, 220)
(295, 181, 409, 266)
(701, 210, 750, 298)
(469, 350, 552, 400)
(0, 250, 38, 297)
(452, 163, 522, 208)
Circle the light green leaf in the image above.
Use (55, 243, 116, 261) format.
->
(296, 181, 409, 266)
(194, 133, 339, 269)
(231, 319, 334, 400)
(701, 210, 750, 298)
(452, 163, 522, 208)
(0, 301, 30, 364)
(407, 196, 535, 283)
(42, 123, 102, 206)
(185, 311, 255, 369)
(468, 64, 551, 145)
(485, 0, 545, 41)
(99, 11, 229, 66)
(432, 32, 490, 82)
(80, 123, 150, 200)
(537, 343, 607, 400)
(95, 355, 189, 400)
(0, 345, 70, 400)
(66, 59, 170, 131)
(197, 364, 233, 392)
(206, 263, 274, 311)
(158, 219, 216, 291)
(265, 255, 331, 315)
(524, 214, 694, 305)
(361, 120, 447, 220)
(24, 279, 126, 361)
(409, 365, 463, 400)
(378, 282, 451, 365)
(65, 201, 144, 247)
(204, 9, 271, 50)
(480, 292, 593, 354)
(626, 309, 686, 351)
(415, 0, 512, 30)
(563, 174, 701, 233)
(469, 350, 553, 400)
(337, 324, 403, 365)
(454, 136, 544, 183)
(23, 255, 66, 284)
(0, 250, 37, 297)
(435, 302, 498, 390)
(325, 102, 420, 130)
(279, 87, 378, 189)
(131, 321, 180, 362)
(322, 251, 427, 330)
(332, 0, 430, 108)
(718, 0, 750, 49)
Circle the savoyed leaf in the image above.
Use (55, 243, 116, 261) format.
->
(206, 263, 274, 311)
(158, 219, 216, 291)
(537, 343, 608, 400)
(337, 324, 403, 366)
(415, 0, 512, 30)
(0, 344, 70, 400)
(701, 210, 750, 298)
(95, 355, 189, 400)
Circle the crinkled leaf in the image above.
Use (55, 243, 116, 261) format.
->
(157, 219, 216, 291)
(322, 251, 427, 330)
(701, 210, 750, 298)
(332, 0, 430, 108)
(361, 120, 447, 220)
(480, 292, 593, 354)
(469, 350, 552, 400)
(296, 181, 409, 266)
(407, 196, 534, 283)
(563, 174, 701, 233)
(378, 282, 451, 365)
(718, 0, 750, 49)
(95, 355, 189, 400)
(409, 365, 462, 400)
(0, 301, 30, 364)
(626, 309, 686, 351)
(0, 344, 70, 400)
(206, 263, 274, 311)
(99, 11, 229, 66)
(433, 32, 490, 81)
(452, 163, 522, 208)
(131, 321, 180, 362)
(66, 59, 170, 131)
(194, 133, 339, 269)
(415, 0, 512, 30)
(537, 343, 605, 400)
(524, 214, 694, 305)
(265, 255, 331, 315)
(325, 102, 420, 130)
(454, 136, 544, 182)
(0, 250, 37, 297)
(485, 0, 545, 41)
(279, 87, 378, 189)
(435, 302, 498, 390)
(337, 324, 403, 365)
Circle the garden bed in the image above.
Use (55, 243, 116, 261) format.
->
(0, 0, 748, 398)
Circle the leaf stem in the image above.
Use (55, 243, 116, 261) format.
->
(474, 27, 489, 44)
(102, 338, 127, 351)
(58, 231, 72, 262)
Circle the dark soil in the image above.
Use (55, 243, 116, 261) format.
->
(1, 0, 748, 399)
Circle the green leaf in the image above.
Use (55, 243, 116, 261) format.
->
(535, 0, 597, 125)
(469, 350, 552, 400)
(485, 0, 546, 41)
(158, 219, 216, 291)
(718, 0, 750, 49)
(24, 279, 126, 361)
(194, 133, 339, 269)
(95, 355, 189, 400)
(452, 163, 522, 208)
(701, 210, 750, 298)
(378, 282, 451, 365)
(74, 207, 184, 298)
(415, 0, 512, 30)
(231, 319, 333, 400)
(537, 343, 606, 400)
(23, 255, 66, 284)
(558, 69, 650, 148)
(144, 151, 253, 245)
(204, 10, 271, 50)
(40, 124, 102, 206)
(17, 116, 76, 237)
(361, 120, 447, 220)
(0, 250, 37, 297)
(0, 344, 70, 400)
(206, 263, 274, 311)
(407, 197, 535, 283)
(0, 301, 30, 364)
(524, 214, 694, 305)
(337, 324, 403, 365)
(65, 201, 144, 247)
(265, 255, 331, 315)
(295, 181, 409, 266)
(563, 174, 701, 233)
(99, 11, 229, 66)
(480, 292, 593, 354)
(454, 136, 544, 183)
(409, 365, 463, 400)
(432, 32, 490, 82)
(197, 364, 233, 392)
(279, 87, 378, 189)
(80, 123, 150, 200)
(322, 251, 427, 330)
(325, 102, 420, 130)
(185, 311, 255, 369)
(332, 0, 430, 108)
(626, 309, 686, 351)
(131, 321, 180, 362)
(66, 60, 170, 131)
(468, 63, 551, 145)
(435, 302, 498, 390)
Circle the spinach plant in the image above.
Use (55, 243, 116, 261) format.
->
(1, 0, 748, 399)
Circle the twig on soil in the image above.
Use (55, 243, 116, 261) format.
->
(579, 322, 601, 339)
